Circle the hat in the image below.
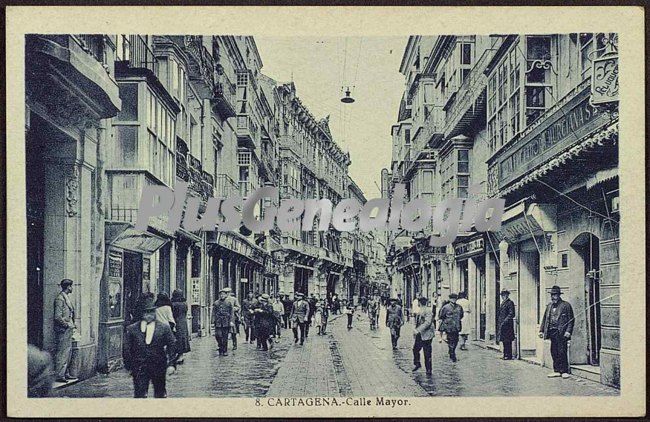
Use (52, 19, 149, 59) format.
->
(389, 297, 399, 302)
(295, 292, 304, 298)
(549, 285, 562, 295)
(279, 291, 285, 295)
(500, 289, 510, 296)
(260, 293, 270, 300)
(222, 287, 232, 293)
(449, 293, 458, 299)
(60, 279, 74, 288)
(141, 296, 157, 312)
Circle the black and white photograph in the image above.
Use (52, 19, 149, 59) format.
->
(5, 5, 645, 419)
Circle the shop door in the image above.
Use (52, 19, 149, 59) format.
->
(476, 258, 486, 340)
(584, 236, 601, 365)
(26, 121, 45, 347)
(123, 252, 143, 325)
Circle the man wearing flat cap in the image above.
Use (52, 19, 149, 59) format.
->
(53, 279, 77, 382)
(385, 297, 404, 350)
(497, 290, 516, 360)
(438, 293, 464, 362)
(212, 288, 234, 356)
(539, 285, 575, 378)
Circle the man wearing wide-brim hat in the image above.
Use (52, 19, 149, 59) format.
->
(497, 290, 516, 360)
(123, 294, 176, 398)
(539, 285, 575, 379)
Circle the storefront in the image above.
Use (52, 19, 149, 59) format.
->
(454, 234, 487, 340)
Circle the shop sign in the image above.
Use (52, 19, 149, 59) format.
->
(495, 86, 608, 189)
(191, 278, 200, 304)
(108, 250, 122, 278)
(240, 277, 249, 284)
(592, 55, 618, 105)
(454, 238, 484, 259)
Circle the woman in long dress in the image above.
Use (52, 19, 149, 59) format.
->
(171, 290, 191, 363)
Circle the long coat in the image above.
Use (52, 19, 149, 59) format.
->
(385, 304, 403, 328)
(53, 292, 75, 333)
(254, 302, 276, 338)
(211, 299, 233, 328)
(171, 301, 191, 354)
(123, 321, 176, 373)
(438, 302, 464, 334)
(496, 298, 515, 344)
(414, 308, 436, 341)
(290, 299, 310, 323)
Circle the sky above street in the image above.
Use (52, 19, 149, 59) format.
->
(256, 36, 407, 198)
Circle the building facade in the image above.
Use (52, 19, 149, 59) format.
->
(387, 33, 619, 387)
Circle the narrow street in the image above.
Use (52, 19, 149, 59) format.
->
(55, 308, 618, 398)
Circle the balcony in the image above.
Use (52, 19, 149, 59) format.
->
(115, 35, 157, 75)
(443, 47, 496, 139)
(236, 115, 259, 149)
(175, 137, 190, 182)
(215, 173, 239, 198)
(182, 36, 216, 99)
(211, 73, 236, 119)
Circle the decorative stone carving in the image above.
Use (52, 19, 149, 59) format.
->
(66, 165, 80, 217)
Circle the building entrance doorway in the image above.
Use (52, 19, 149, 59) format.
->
(572, 232, 601, 366)
(122, 252, 143, 325)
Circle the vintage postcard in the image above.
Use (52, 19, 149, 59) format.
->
(5, 5, 646, 418)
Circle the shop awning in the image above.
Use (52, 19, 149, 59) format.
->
(497, 202, 557, 244)
(106, 222, 168, 254)
(586, 167, 618, 190)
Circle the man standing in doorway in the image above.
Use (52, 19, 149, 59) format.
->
(412, 297, 435, 375)
(497, 289, 516, 360)
(539, 285, 575, 378)
(438, 293, 464, 362)
(53, 279, 77, 383)
(212, 288, 234, 356)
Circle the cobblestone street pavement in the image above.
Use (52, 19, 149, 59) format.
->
(55, 308, 618, 398)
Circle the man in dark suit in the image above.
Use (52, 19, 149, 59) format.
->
(438, 293, 464, 362)
(212, 288, 234, 356)
(496, 289, 516, 360)
(53, 279, 77, 382)
(539, 285, 575, 378)
(123, 295, 176, 398)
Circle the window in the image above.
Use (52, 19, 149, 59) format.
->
(116, 126, 137, 167)
(405, 129, 411, 145)
(525, 36, 553, 126)
(457, 149, 469, 173)
(461, 43, 472, 65)
(117, 84, 138, 121)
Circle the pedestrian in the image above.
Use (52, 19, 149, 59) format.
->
(456, 292, 470, 350)
(412, 296, 435, 375)
(281, 293, 293, 329)
(386, 297, 404, 349)
(271, 294, 285, 341)
(28, 344, 54, 397)
(314, 301, 324, 335)
(211, 288, 234, 356)
(321, 303, 330, 334)
(368, 296, 379, 330)
(539, 285, 575, 379)
(496, 289, 516, 360)
(155, 293, 176, 332)
(254, 294, 276, 351)
(53, 278, 77, 383)
(290, 292, 309, 345)
(344, 300, 355, 329)
(171, 290, 190, 364)
(123, 295, 176, 398)
(438, 293, 464, 362)
(242, 291, 258, 344)
(411, 294, 421, 323)
(305, 294, 317, 338)
(223, 288, 240, 351)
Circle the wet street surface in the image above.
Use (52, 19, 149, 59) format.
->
(55, 308, 619, 398)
